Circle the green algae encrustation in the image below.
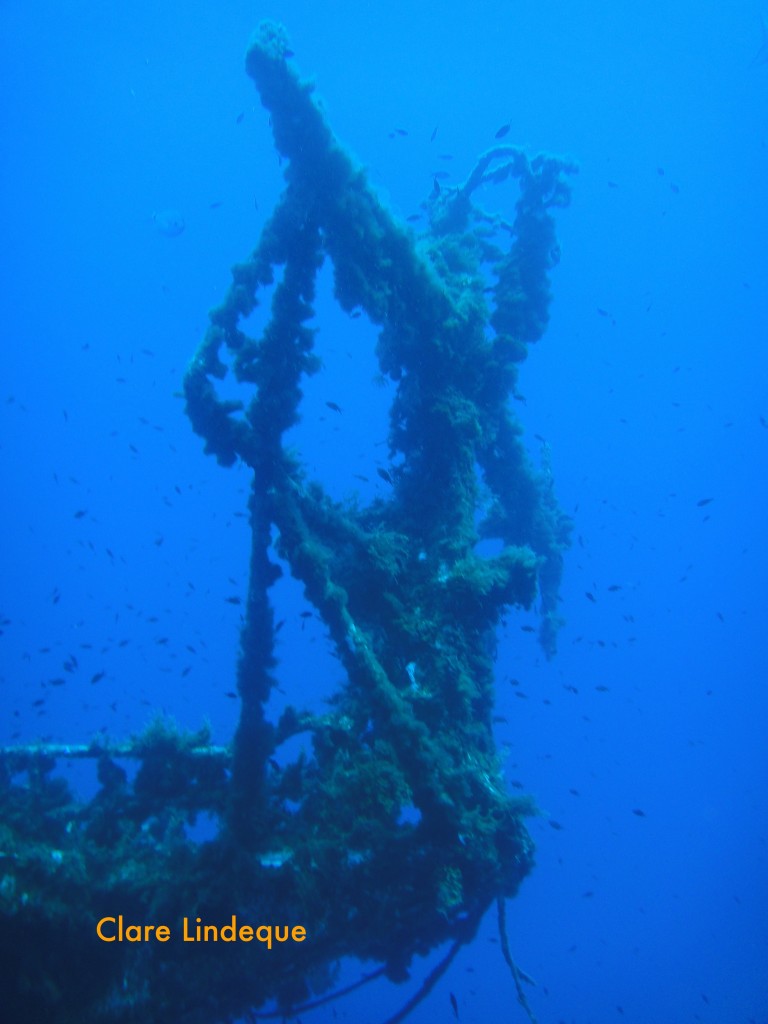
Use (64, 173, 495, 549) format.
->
(0, 22, 574, 1024)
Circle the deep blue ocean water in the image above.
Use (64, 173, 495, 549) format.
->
(1, 2, 766, 1021)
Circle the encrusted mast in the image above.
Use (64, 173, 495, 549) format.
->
(186, 19, 573, 839)
(0, 23, 574, 1024)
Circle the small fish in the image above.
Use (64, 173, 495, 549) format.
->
(224, 691, 238, 699)
(74, 509, 88, 519)
(377, 467, 393, 484)
(696, 497, 714, 507)
(236, 111, 245, 124)
(549, 820, 564, 830)
(595, 685, 610, 692)
(585, 591, 596, 603)
(225, 596, 242, 605)
(91, 671, 106, 684)
(495, 123, 510, 139)
(430, 126, 438, 142)
(449, 992, 459, 1018)
(394, 127, 408, 136)
(432, 176, 441, 195)
(153, 209, 186, 238)
(325, 401, 342, 413)
(632, 808, 646, 817)
(607, 584, 622, 591)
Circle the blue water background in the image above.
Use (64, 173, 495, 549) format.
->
(1, 1, 767, 1021)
